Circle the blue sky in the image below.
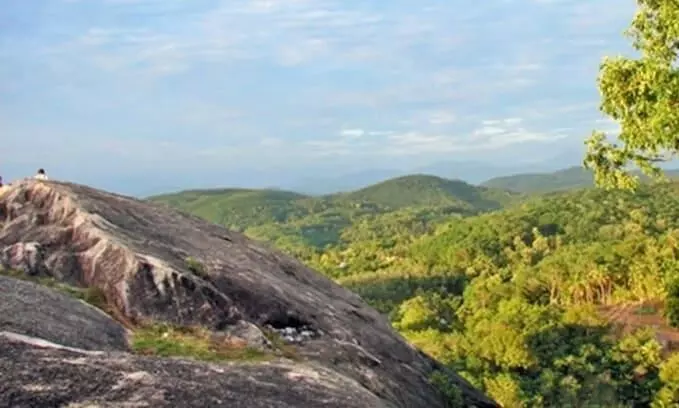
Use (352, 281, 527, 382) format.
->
(1, 0, 636, 194)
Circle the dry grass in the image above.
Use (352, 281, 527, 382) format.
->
(1, 267, 298, 363)
(131, 322, 272, 362)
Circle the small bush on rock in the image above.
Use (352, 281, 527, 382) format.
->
(429, 370, 464, 407)
(185, 257, 209, 279)
(132, 322, 270, 362)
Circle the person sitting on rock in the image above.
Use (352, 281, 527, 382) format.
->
(34, 169, 48, 181)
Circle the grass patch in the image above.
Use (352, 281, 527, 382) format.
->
(185, 257, 209, 279)
(2, 267, 297, 363)
(262, 327, 301, 360)
(0, 268, 109, 311)
(132, 322, 271, 362)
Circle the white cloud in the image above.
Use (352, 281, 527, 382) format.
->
(2, 0, 635, 176)
(427, 111, 457, 125)
(482, 118, 523, 126)
(374, 116, 567, 156)
(339, 128, 366, 138)
(474, 126, 506, 136)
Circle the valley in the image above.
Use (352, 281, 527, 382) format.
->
(150, 168, 679, 407)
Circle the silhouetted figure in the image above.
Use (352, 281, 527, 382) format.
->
(0, 176, 3, 187)
(35, 168, 48, 181)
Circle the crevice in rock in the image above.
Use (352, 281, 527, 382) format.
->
(264, 313, 308, 330)
(138, 262, 157, 292)
(348, 308, 375, 324)
(263, 312, 320, 344)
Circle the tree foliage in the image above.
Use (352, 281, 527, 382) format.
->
(585, 0, 679, 189)
(165, 178, 679, 406)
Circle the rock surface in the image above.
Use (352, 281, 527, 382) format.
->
(0, 180, 497, 408)
(0, 331, 390, 408)
(0, 275, 129, 352)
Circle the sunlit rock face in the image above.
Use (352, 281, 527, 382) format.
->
(0, 179, 498, 408)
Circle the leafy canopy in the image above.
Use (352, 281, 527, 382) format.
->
(585, 0, 679, 189)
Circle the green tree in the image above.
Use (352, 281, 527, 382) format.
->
(654, 353, 679, 407)
(665, 277, 679, 328)
(585, 0, 679, 189)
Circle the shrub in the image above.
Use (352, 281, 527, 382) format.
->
(665, 278, 679, 328)
(185, 257, 209, 279)
(429, 370, 464, 407)
(131, 322, 269, 362)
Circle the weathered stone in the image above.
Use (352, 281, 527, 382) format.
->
(0, 275, 129, 352)
(219, 320, 271, 350)
(0, 180, 498, 407)
(1, 242, 48, 277)
(0, 333, 390, 408)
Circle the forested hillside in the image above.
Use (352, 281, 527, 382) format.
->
(481, 167, 679, 194)
(151, 177, 679, 406)
(481, 166, 595, 193)
(149, 175, 520, 254)
(336, 174, 519, 210)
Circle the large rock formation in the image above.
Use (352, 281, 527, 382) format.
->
(0, 180, 497, 407)
(0, 275, 129, 351)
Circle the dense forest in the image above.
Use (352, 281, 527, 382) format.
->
(151, 172, 679, 407)
(481, 167, 679, 194)
(150, 174, 522, 252)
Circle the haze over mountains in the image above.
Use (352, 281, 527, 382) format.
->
(152, 164, 679, 203)
(2, 1, 636, 196)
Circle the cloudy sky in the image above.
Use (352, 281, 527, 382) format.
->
(1, 0, 635, 194)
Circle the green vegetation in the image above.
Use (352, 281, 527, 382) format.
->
(665, 278, 679, 328)
(149, 175, 520, 258)
(131, 323, 271, 362)
(429, 370, 464, 407)
(261, 327, 301, 360)
(156, 178, 679, 406)
(481, 166, 595, 194)
(150, 188, 311, 232)
(0, 268, 288, 363)
(12, 0, 678, 404)
(482, 167, 679, 194)
(185, 256, 208, 279)
(338, 174, 519, 211)
(0, 267, 108, 311)
(584, 0, 679, 189)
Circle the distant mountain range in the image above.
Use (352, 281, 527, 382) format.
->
(337, 174, 519, 211)
(151, 166, 679, 210)
(482, 166, 679, 193)
(148, 174, 523, 237)
(287, 156, 585, 195)
(147, 166, 679, 251)
(481, 166, 595, 193)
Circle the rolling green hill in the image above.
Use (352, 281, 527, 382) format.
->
(148, 188, 314, 230)
(149, 173, 679, 406)
(148, 174, 519, 250)
(481, 166, 594, 193)
(335, 174, 520, 210)
(482, 166, 679, 193)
